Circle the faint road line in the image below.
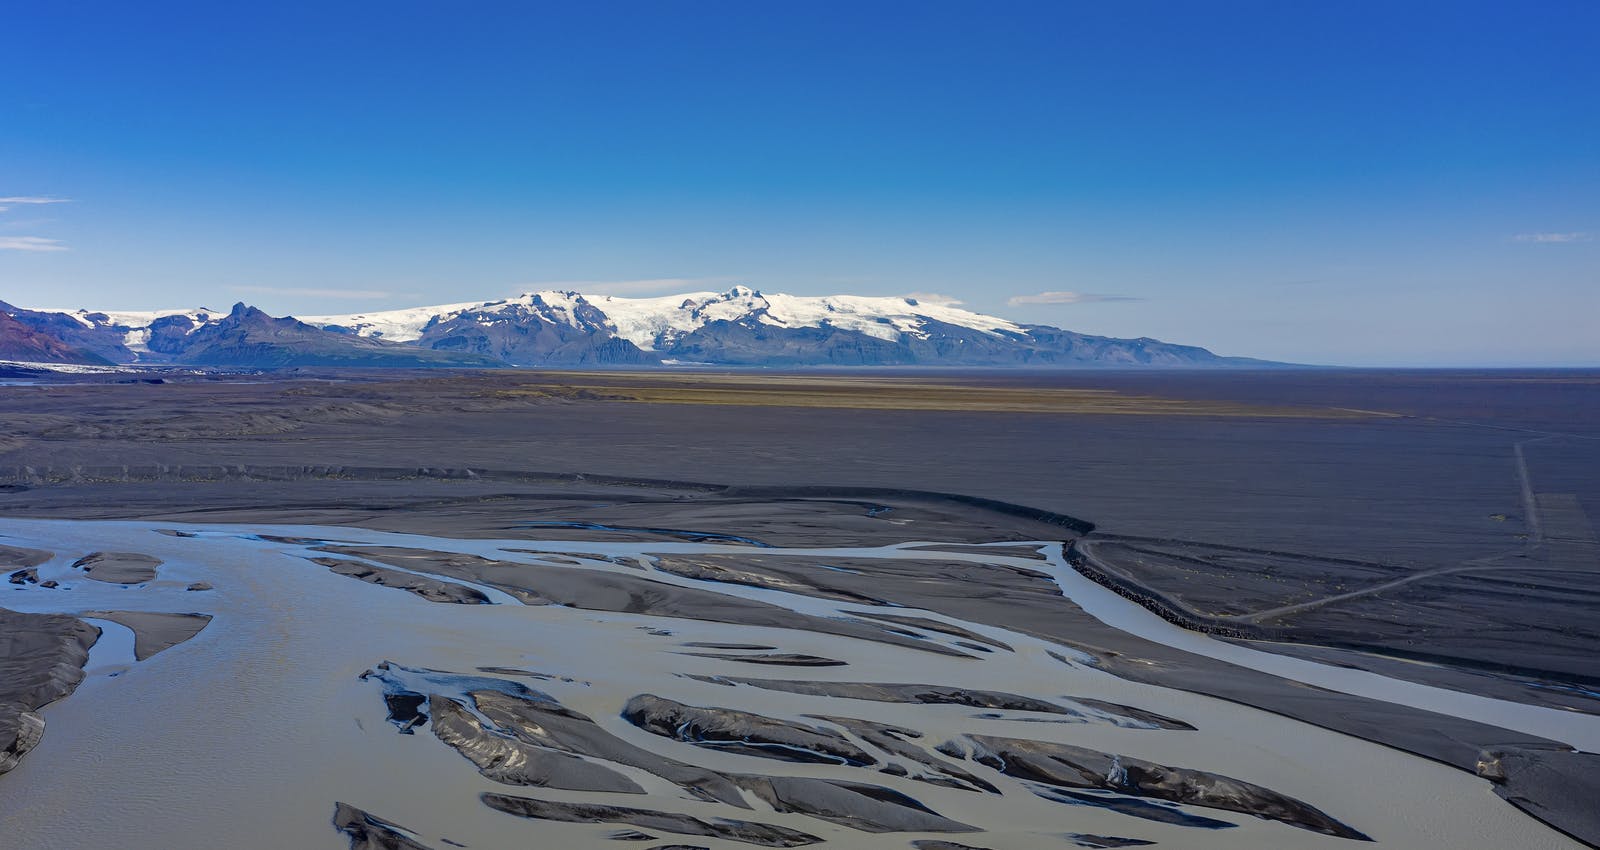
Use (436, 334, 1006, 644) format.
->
(1240, 558, 1512, 624)
(1514, 436, 1555, 544)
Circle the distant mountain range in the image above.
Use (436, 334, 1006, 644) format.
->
(1, 288, 1277, 369)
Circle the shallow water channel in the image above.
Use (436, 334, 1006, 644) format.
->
(0, 518, 1587, 850)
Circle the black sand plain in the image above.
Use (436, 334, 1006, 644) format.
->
(0, 367, 1596, 846)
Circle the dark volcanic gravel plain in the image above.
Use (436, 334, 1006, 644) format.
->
(0, 367, 1596, 847)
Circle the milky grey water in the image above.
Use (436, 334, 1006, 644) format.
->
(0, 518, 1585, 849)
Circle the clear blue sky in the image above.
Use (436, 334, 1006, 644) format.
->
(2, 1, 1596, 365)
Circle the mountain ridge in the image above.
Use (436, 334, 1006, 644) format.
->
(4, 287, 1282, 369)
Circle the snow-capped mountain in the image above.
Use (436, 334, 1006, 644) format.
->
(2, 287, 1273, 369)
(303, 287, 1024, 349)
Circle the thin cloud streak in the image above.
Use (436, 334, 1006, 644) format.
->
(0, 196, 70, 213)
(1513, 232, 1592, 243)
(0, 236, 67, 252)
(1007, 290, 1141, 306)
(230, 285, 408, 299)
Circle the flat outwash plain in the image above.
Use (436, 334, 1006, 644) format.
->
(0, 368, 1597, 850)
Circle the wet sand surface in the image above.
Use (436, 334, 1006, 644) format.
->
(77, 610, 211, 661)
(0, 514, 1593, 850)
(0, 608, 96, 775)
(71, 551, 162, 584)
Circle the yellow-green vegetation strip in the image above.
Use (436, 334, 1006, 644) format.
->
(485, 372, 1384, 418)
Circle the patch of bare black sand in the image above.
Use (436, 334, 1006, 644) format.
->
(0, 608, 96, 775)
(0, 470, 1089, 547)
(320, 545, 972, 659)
(693, 677, 1192, 731)
(1268, 569, 1600, 684)
(308, 556, 491, 604)
(1260, 641, 1600, 715)
(71, 551, 161, 584)
(677, 651, 846, 667)
(624, 694, 876, 766)
(1077, 537, 1406, 618)
(964, 733, 1369, 840)
(1074, 536, 1600, 687)
(78, 610, 210, 660)
(481, 795, 821, 847)
(333, 802, 437, 850)
(1478, 746, 1600, 849)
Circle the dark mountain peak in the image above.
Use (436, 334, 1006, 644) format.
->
(224, 302, 280, 324)
(0, 309, 115, 365)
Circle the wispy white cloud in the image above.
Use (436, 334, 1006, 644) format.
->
(230, 285, 409, 299)
(0, 196, 70, 213)
(1513, 232, 1592, 243)
(0, 236, 67, 252)
(524, 277, 734, 296)
(1007, 290, 1141, 306)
